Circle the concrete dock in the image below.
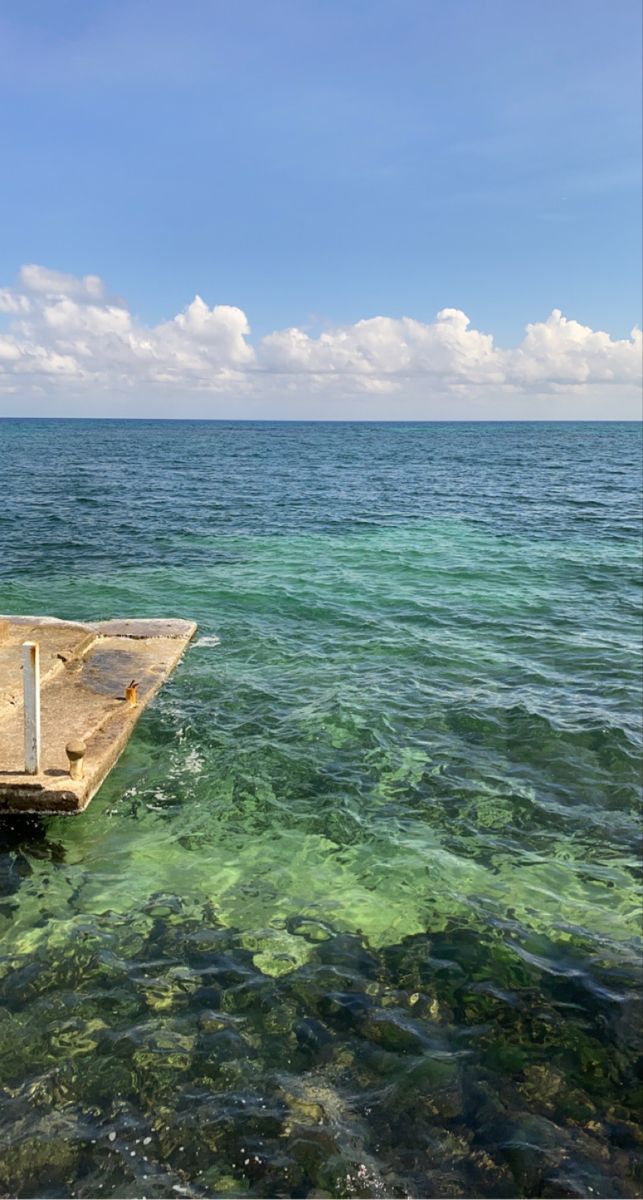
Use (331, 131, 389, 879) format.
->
(0, 615, 197, 815)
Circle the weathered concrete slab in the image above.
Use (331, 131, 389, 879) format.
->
(86, 618, 197, 640)
(0, 616, 197, 815)
(0, 618, 95, 706)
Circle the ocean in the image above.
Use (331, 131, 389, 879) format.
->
(0, 419, 641, 1198)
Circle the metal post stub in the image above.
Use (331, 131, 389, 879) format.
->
(22, 641, 41, 775)
(66, 740, 86, 780)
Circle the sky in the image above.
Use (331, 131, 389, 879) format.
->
(0, 0, 640, 419)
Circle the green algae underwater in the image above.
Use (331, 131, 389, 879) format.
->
(0, 419, 641, 1199)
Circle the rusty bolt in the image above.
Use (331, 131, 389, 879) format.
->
(125, 680, 138, 707)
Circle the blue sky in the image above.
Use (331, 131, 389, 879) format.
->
(0, 0, 640, 417)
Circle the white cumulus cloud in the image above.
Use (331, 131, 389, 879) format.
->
(262, 308, 504, 389)
(0, 265, 640, 418)
(18, 264, 106, 301)
(511, 309, 642, 385)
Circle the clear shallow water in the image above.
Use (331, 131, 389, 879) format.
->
(0, 419, 641, 1199)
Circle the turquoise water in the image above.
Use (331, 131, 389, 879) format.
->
(0, 419, 641, 1198)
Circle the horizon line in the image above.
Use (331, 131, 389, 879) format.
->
(0, 416, 641, 426)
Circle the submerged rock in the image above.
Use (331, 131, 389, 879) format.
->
(360, 1007, 430, 1054)
(197, 1008, 229, 1033)
(285, 914, 335, 943)
(0, 1117, 83, 1197)
(294, 1017, 334, 1065)
(518, 1061, 565, 1107)
(191, 983, 222, 1009)
(499, 1113, 565, 1194)
(317, 989, 373, 1030)
(314, 933, 381, 978)
(193, 1026, 255, 1072)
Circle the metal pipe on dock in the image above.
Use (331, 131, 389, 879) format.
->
(22, 641, 41, 774)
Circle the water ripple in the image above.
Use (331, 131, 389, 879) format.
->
(0, 419, 641, 1197)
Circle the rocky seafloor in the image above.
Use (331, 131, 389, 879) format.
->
(0, 822, 641, 1199)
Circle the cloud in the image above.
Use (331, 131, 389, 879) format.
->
(511, 309, 642, 385)
(0, 264, 640, 417)
(262, 308, 504, 390)
(18, 264, 106, 301)
(0, 269, 254, 392)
